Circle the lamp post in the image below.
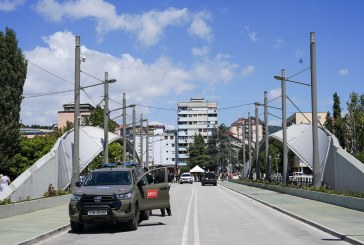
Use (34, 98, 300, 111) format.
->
(272, 31, 320, 187)
(72, 36, 117, 191)
(264, 91, 270, 181)
(255, 102, 261, 180)
(103, 72, 117, 165)
(72, 36, 81, 192)
(248, 112, 252, 179)
(242, 119, 246, 178)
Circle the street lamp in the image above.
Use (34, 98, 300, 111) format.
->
(72, 36, 117, 191)
(103, 72, 117, 165)
(273, 32, 320, 187)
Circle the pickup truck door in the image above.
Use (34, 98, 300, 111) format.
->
(137, 167, 170, 211)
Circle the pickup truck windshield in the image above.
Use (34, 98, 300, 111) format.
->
(83, 171, 131, 186)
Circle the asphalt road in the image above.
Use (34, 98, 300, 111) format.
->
(36, 182, 350, 245)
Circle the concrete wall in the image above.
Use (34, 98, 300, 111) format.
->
(0, 194, 70, 219)
(237, 181, 364, 212)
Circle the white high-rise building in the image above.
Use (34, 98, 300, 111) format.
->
(177, 98, 218, 166)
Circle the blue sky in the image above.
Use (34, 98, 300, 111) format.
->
(1, 0, 363, 128)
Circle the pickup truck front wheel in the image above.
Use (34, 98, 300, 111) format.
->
(127, 205, 139, 231)
(70, 221, 84, 233)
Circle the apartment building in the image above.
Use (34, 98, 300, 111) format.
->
(229, 117, 263, 144)
(124, 124, 177, 168)
(177, 98, 218, 166)
(57, 103, 95, 129)
(287, 112, 327, 126)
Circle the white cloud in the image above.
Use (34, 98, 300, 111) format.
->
(242, 65, 255, 77)
(192, 53, 238, 85)
(268, 88, 281, 100)
(244, 26, 258, 42)
(188, 11, 213, 41)
(274, 38, 284, 49)
(21, 31, 237, 125)
(35, 0, 212, 47)
(338, 68, 349, 76)
(0, 0, 24, 11)
(192, 46, 209, 56)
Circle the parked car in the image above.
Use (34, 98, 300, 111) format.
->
(179, 172, 193, 184)
(69, 167, 170, 232)
(201, 172, 217, 186)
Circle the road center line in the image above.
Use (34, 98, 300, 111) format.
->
(181, 183, 195, 245)
(193, 185, 200, 245)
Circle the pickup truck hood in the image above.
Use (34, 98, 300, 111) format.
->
(73, 185, 133, 195)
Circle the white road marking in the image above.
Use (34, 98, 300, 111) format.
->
(193, 186, 200, 245)
(181, 183, 196, 245)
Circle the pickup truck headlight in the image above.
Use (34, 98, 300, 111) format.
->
(117, 192, 132, 200)
(70, 194, 81, 201)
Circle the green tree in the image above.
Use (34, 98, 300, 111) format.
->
(206, 127, 218, 170)
(216, 124, 230, 171)
(187, 134, 211, 170)
(0, 27, 27, 175)
(88, 105, 118, 131)
(324, 111, 333, 133)
(346, 92, 364, 157)
(332, 93, 346, 149)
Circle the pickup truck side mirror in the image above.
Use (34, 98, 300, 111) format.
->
(75, 181, 82, 187)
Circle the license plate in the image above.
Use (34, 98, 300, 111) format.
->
(88, 210, 108, 215)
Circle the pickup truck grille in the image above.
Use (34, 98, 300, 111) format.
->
(81, 194, 116, 202)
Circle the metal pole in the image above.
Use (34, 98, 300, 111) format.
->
(248, 112, 252, 179)
(281, 69, 288, 184)
(242, 120, 246, 178)
(264, 91, 270, 181)
(311, 32, 320, 188)
(122, 93, 127, 164)
(103, 72, 109, 165)
(72, 36, 80, 192)
(146, 120, 149, 168)
(140, 114, 144, 168)
(255, 103, 260, 180)
(132, 106, 136, 163)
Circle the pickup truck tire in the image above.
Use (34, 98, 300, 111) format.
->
(70, 221, 84, 233)
(127, 205, 139, 231)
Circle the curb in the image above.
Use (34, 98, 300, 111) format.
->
(219, 182, 363, 245)
(17, 224, 70, 245)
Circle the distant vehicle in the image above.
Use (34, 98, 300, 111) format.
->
(69, 167, 170, 232)
(179, 172, 193, 184)
(201, 172, 217, 186)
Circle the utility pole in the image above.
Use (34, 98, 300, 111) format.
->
(146, 120, 149, 168)
(132, 106, 136, 163)
(264, 91, 270, 181)
(122, 93, 127, 164)
(311, 32, 320, 188)
(255, 102, 260, 180)
(242, 119, 246, 178)
(72, 36, 80, 192)
(281, 69, 288, 184)
(103, 72, 109, 165)
(140, 113, 144, 168)
(248, 112, 252, 179)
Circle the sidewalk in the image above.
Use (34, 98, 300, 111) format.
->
(0, 204, 69, 245)
(219, 181, 364, 245)
(1, 181, 364, 245)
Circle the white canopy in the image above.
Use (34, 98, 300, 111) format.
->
(190, 165, 205, 173)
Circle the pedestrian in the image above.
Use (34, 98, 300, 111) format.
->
(0, 174, 11, 192)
